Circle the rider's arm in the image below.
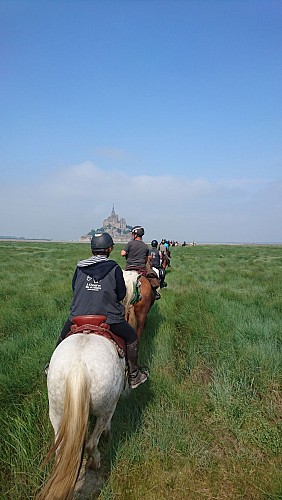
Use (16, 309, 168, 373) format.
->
(145, 248, 149, 264)
(71, 268, 78, 291)
(115, 266, 127, 301)
(121, 242, 130, 258)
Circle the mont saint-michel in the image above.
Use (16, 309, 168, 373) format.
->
(80, 205, 133, 243)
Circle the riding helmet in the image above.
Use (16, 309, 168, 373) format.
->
(151, 239, 158, 248)
(132, 226, 145, 237)
(91, 232, 114, 251)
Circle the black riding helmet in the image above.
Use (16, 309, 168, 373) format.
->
(151, 240, 158, 248)
(91, 232, 114, 252)
(132, 226, 145, 237)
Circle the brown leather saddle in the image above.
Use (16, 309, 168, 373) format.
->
(65, 315, 126, 357)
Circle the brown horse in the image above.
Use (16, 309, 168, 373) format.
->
(161, 253, 170, 270)
(126, 275, 155, 342)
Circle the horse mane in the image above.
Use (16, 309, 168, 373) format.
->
(122, 270, 140, 314)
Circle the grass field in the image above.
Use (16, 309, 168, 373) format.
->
(0, 241, 281, 499)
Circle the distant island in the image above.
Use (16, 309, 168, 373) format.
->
(0, 236, 51, 241)
(80, 205, 132, 243)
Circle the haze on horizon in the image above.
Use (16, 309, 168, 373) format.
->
(0, 1, 281, 244)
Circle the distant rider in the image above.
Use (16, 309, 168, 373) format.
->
(149, 239, 167, 288)
(121, 226, 161, 300)
(159, 239, 171, 267)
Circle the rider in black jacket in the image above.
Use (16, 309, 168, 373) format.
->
(45, 233, 148, 389)
(149, 239, 167, 289)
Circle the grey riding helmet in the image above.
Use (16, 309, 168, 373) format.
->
(132, 226, 145, 237)
(91, 233, 114, 251)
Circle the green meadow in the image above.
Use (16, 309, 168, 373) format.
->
(0, 241, 281, 499)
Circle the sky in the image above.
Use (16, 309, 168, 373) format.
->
(0, 0, 281, 243)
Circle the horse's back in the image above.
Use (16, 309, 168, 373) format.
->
(47, 334, 125, 419)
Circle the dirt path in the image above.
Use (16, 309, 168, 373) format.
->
(74, 459, 110, 499)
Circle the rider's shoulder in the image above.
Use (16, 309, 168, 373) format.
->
(107, 259, 120, 268)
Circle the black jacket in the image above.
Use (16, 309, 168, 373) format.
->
(69, 260, 126, 324)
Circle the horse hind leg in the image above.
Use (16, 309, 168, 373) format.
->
(102, 419, 111, 440)
(85, 412, 115, 470)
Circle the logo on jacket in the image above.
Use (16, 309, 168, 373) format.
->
(86, 275, 101, 291)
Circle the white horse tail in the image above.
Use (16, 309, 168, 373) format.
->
(37, 361, 90, 500)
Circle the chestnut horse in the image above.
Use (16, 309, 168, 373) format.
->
(161, 253, 170, 270)
(123, 272, 155, 342)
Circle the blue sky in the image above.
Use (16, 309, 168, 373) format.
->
(1, 0, 281, 242)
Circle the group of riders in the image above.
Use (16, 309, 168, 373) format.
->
(45, 226, 171, 389)
(121, 227, 170, 300)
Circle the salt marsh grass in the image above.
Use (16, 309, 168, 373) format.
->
(0, 242, 281, 499)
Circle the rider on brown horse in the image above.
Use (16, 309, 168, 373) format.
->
(159, 239, 171, 268)
(121, 226, 161, 300)
(149, 240, 167, 289)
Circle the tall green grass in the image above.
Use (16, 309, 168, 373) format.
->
(0, 242, 281, 499)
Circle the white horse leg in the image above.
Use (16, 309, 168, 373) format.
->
(85, 412, 115, 470)
(103, 419, 111, 439)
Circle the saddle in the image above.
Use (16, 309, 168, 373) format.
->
(65, 315, 126, 357)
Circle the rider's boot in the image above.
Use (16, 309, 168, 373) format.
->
(159, 269, 167, 289)
(126, 340, 149, 389)
(44, 363, 50, 376)
(159, 272, 167, 288)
